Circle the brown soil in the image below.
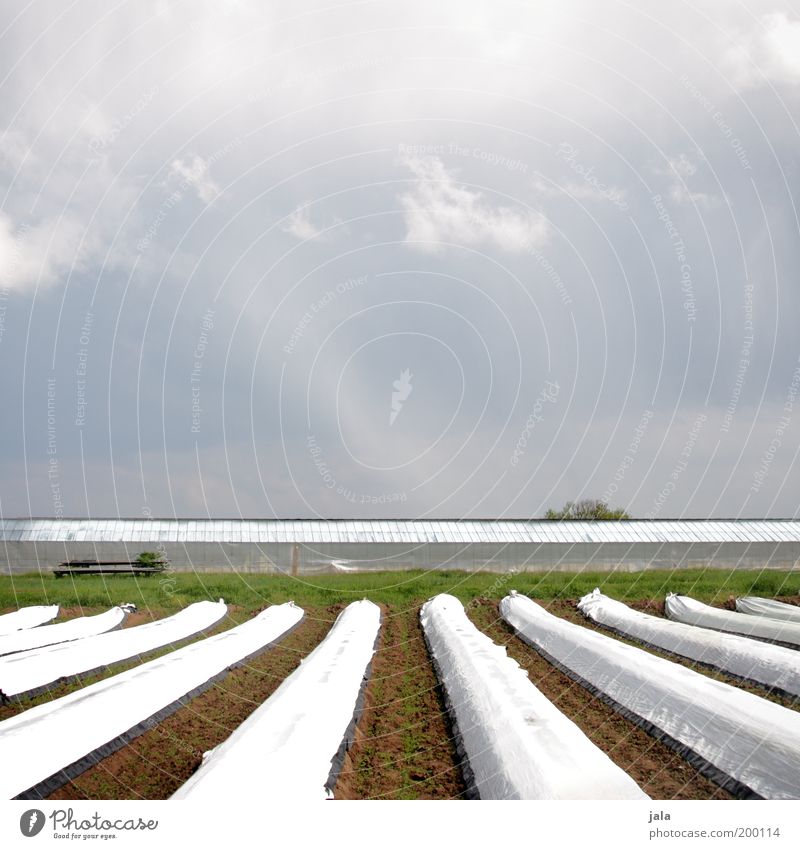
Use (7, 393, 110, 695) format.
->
(46, 605, 341, 800)
(335, 604, 467, 799)
(468, 601, 733, 800)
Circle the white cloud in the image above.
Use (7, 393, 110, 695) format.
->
(653, 153, 720, 207)
(0, 210, 102, 294)
(400, 155, 548, 253)
(724, 12, 800, 88)
(168, 155, 220, 203)
(282, 205, 323, 240)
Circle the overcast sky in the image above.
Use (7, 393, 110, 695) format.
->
(1, 0, 799, 520)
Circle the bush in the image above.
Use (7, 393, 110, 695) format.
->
(136, 551, 169, 569)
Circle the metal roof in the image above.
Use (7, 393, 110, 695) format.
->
(1, 519, 798, 545)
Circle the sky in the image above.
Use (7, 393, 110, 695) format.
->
(0, 0, 799, 520)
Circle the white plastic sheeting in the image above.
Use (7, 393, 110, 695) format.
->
(172, 599, 380, 801)
(501, 591, 800, 799)
(0, 605, 59, 636)
(0, 607, 129, 656)
(578, 589, 800, 698)
(0, 600, 228, 700)
(0, 601, 304, 799)
(419, 594, 647, 800)
(665, 594, 800, 647)
(736, 597, 800, 623)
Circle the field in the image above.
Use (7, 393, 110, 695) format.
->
(1, 567, 798, 800)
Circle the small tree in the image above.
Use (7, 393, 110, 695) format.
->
(544, 499, 630, 520)
(136, 551, 169, 569)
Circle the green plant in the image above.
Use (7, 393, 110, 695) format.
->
(136, 551, 169, 569)
(544, 499, 631, 520)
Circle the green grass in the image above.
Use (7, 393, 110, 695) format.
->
(1, 567, 797, 616)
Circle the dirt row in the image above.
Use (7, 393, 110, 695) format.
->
(9, 597, 788, 800)
(47, 606, 342, 800)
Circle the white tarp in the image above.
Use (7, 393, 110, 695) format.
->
(501, 591, 800, 799)
(665, 594, 800, 647)
(0, 606, 59, 636)
(736, 597, 800, 623)
(578, 589, 800, 698)
(172, 599, 380, 801)
(0, 607, 129, 656)
(419, 594, 647, 800)
(0, 601, 304, 799)
(0, 600, 228, 700)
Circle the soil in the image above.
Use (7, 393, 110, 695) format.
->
(46, 605, 342, 800)
(335, 604, 467, 799)
(468, 601, 734, 800)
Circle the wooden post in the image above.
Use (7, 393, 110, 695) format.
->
(291, 544, 300, 577)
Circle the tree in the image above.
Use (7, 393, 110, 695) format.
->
(544, 499, 630, 520)
(136, 551, 169, 569)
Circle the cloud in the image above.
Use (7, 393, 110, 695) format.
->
(400, 154, 549, 253)
(0, 210, 101, 294)
(282, 205, 323, 240)
(724, 12, 800, 88)
(653, 153, 720, 207)
(168, 155, 220, 203)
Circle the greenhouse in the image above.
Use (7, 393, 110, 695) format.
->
(1, 518, 798, 574)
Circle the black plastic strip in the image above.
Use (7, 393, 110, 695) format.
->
(14, 612, 306, 801)
(505, 621, 763, 800)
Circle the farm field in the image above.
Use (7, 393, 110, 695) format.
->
(0, 568, 798, 800)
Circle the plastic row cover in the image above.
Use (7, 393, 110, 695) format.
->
(666, 594, 800, 647)
(578, 589, 800, 698)
(420, 594, 647, 799)
(0, 605, 59, 636)
(736, 597, 800, 623)
(173, 599, 381, 800)
(501, 592, 800, 799)
(0, 602, 304, 799)
(0, 607, 129, 656)
(0, 600, 228, 700)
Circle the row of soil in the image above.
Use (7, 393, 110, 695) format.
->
(467, 601, 733, 799)
(46, 605, 341, 800)
(335, 604, 467, 799)
(7, 594, 789, 801)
